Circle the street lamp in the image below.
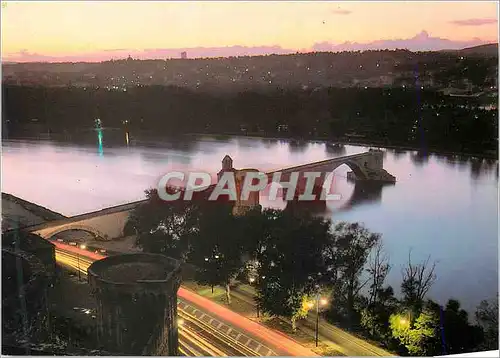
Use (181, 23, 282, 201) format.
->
(314, 294, 327, 347)
(400, 311, 412, 328)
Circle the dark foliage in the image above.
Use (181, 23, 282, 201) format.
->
(3, 85, 497, 155)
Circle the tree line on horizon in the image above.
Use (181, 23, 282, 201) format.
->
(3, 85, 498, 156)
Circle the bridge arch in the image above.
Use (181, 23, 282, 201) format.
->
(37, 224, 111, 241)
(326, 159, 368, 180)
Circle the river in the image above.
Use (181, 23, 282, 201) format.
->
(2, 133, 498, 313)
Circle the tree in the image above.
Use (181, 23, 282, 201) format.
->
(257, 274, 312, 331)
(475, 296, 499, 350)
(360, 242, 394, 343)
(255, 209, 331, 331)
(127, 188, 199, 260)
(188, 201, 244, 303)
(401, 251, 436, 312)
(236, 206, 270, 260)
(329, 118, 349, 138)
(325, 222, 380, 322)
(236, 208, 275, 311)
(366, 242, 391, 306)
(390, 298, 486, 356)
(436, 299, 484, 354)
(389, 303, 441, 356)
(360, 286, 399, 344)
(355, 241, 394, 343)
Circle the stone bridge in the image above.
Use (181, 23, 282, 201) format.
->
(11, 150, 394, 241)
(268, 150, 394, 181)
(23, 200, 146, 241)
(227, 150, 396, 214)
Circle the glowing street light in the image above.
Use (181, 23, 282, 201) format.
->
(313, 294, 328, 347)
(249, 277, 255, 283)
(178, 318, 185, 327)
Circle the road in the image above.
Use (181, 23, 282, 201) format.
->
(54, 242, 316, 357)
(231, 284, 393, 356)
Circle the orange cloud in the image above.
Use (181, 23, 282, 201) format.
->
(450, 18, 498, 26)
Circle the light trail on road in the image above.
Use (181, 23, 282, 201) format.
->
(53, 241, 316, 356)
(178, 322, 227, 356)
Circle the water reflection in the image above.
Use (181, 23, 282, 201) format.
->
(279, 180, 389, 216)
(410, 150, 430, 166)
(325, 143, 346, 156)
(446, 155, 463, 168)
(456, 155, 470, 167)
(167, 139, 197, 152)
(470, 158, 483, 179)
(470, 157, 499, 180)
(335, 181, 389, 212)
(139, 151, 192, 167)
(484, 158, 497, 172)
(288, 140, 308, 153)
(97, 128, 103, 157)
(131, 136, 198, 152)
(213, 134, 232, 143)
(391, 148, 406, 159)
(236, 137, 266, 150)
(262, 138, 278, 149)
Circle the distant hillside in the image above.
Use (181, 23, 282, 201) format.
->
(2, 46, 497, 90)
(461, 43, 498, 56)
(441, 43, 498, 56)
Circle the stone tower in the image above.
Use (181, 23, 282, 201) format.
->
(215, 155, 263, 215)
(88, 253, 181, 356)
(233, 169, 262, 216)
(217, 154, 235, 180)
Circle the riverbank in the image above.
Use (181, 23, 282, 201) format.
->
(185, 132, 499, 160)
(5, 131, 498, 160)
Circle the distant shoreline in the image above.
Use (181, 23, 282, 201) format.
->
(4, 132, 497, 160)
(185, 133, 499, 160)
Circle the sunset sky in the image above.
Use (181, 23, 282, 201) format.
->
(1, 1, 498, 61)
